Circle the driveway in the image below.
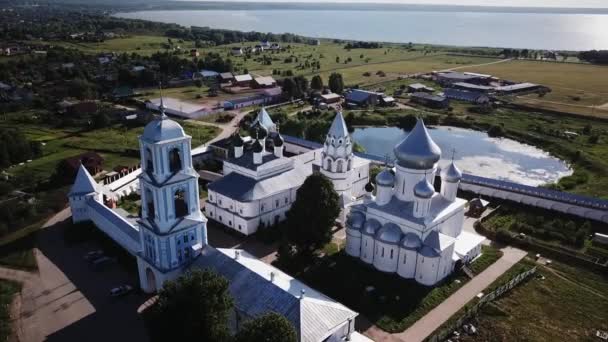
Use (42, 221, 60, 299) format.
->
(1, 208, 150, 342)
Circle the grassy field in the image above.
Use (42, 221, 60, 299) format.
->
(460, 259, 608, 342)
(42, 35, 198, 56)
(283, 245, 502, 333)
(1, 115, 219, 183)
(457, 60, 608, 118)
(0, 280, 20, 341)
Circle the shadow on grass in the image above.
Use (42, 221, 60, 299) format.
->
(0, 230, 38, 271)
(274, 251, 468, 333)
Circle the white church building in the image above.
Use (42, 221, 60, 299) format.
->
(205, 109, 370, 235)
(344, 119, 484, 286)
(68, 105, 367, 342)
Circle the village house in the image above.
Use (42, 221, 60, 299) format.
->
(219, 72, 235, 84)
(410, 92, 450, 109)
(231, 47, 243, 56)
(233, 74, 253, 87)
(443, 88, 490, 105)
(408, 83, 435, 93)
(253, 76, 277, 89)
(320, 92, 342, 104)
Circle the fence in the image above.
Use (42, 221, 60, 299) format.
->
(425, 266, 537, 342)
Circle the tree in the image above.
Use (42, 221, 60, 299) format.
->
(234, 312, 297, 342)
(328, 72, 344, 94)
(282, 78, 298, 99)
(92, 112, 110, 128)
(147, 268, 233, 342)
(194, 79, 203, 88)
(311, 75, 323, 91)
(284, 174, 340, 256)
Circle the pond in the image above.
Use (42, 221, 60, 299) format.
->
(351, 126, 572, 186)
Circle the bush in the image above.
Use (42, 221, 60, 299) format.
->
(496, 228, 512, 243)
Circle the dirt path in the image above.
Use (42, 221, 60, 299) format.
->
(187, 109, 252, 147)
(443, 58, 514, 72)
(363, 246, 527, 342)
(543, 266, 607, 300)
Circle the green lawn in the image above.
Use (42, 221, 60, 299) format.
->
(280, 248, 501, 333)
(460, 259, 608, 342)
(468, 245, 503, 275)
(41, 35, 198, 56)
(0, 280, 20, 341)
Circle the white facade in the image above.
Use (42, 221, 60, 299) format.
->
(205, 111, 314, 235)
(345, 119, 484, 286)
(319, 112, 371, 203)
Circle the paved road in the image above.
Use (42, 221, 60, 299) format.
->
(393, 246, 527, 342)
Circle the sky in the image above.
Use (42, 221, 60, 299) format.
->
(184, 0, 608, 8)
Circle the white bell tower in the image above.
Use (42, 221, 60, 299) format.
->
(321, 111, 355, 198)
(136, 100, 208, 293)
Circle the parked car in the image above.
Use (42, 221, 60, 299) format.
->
(84, 250, 104, 262)
(110, 285, 133, 297)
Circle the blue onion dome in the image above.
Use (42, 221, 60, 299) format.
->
(401, 233, 422, 250)
(142, 117, 186, 143)
(249, 122, 268, 140)
(365, 181, 375, 193)
(363, 218, 381, 236)
(252, 139, 264, 153)
(419, 245, 440, 258)
(232, 134, 244, 147)
(375, 223, 403, 244)
(442, 162, 462, 183)
(414, 178, 435, 199)
(346, 211, 365, 230)
(273, 133, 284, 147)
(375, 168, 395, 187)
(393, 119, 441, 170)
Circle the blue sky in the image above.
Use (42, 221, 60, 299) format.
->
(184, 0, 608, 8)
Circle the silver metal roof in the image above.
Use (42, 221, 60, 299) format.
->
(401, 233, 422, 250)
(375, 168, 395, 187)
(414, 178, 435, 199)
(69, 164, 99, 195)
(362, 218, 381, 235)
(442, 161, 462, 183)
(375, 223, 402, 244)
(193, 247, 357, 342)
(418, 245, 440, 258)
(346, 211, 365, 230)
(327, 112, 349, 138)
(424, 230, 455, 252)
(207, 167, 309, 202)
(393, 119, 441, 170)
(142, 116, 186, 143)
(252, 107, 275, 130)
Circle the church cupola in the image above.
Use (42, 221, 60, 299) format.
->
(252, 138, 264, 165)
(375, 168, 394, 206)
(413, 177, 434, 218)
(249, 121, 269, 147)
(441, 157, 462, 202)
(232, 134, 244, 158)
(273, 132, 284, 158)
(392, 119, 441, 202)
(322, 111, 353, 173)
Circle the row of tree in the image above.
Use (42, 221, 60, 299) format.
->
(578, 50, 608, 65)
(147, 268, 297, 342)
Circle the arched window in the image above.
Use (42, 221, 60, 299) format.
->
(146, 189, 155, 220)
(348, 159, 353, 171)
(145, 148, 154, 172)
(174, 189, 188, 218)
(336, 160, 344, 173)
(169, 148, 182, 173)
(326, 159, 332, 171)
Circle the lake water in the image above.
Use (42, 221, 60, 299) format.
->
(114, 9, 608, 50)
(351, 126, 572, 186)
